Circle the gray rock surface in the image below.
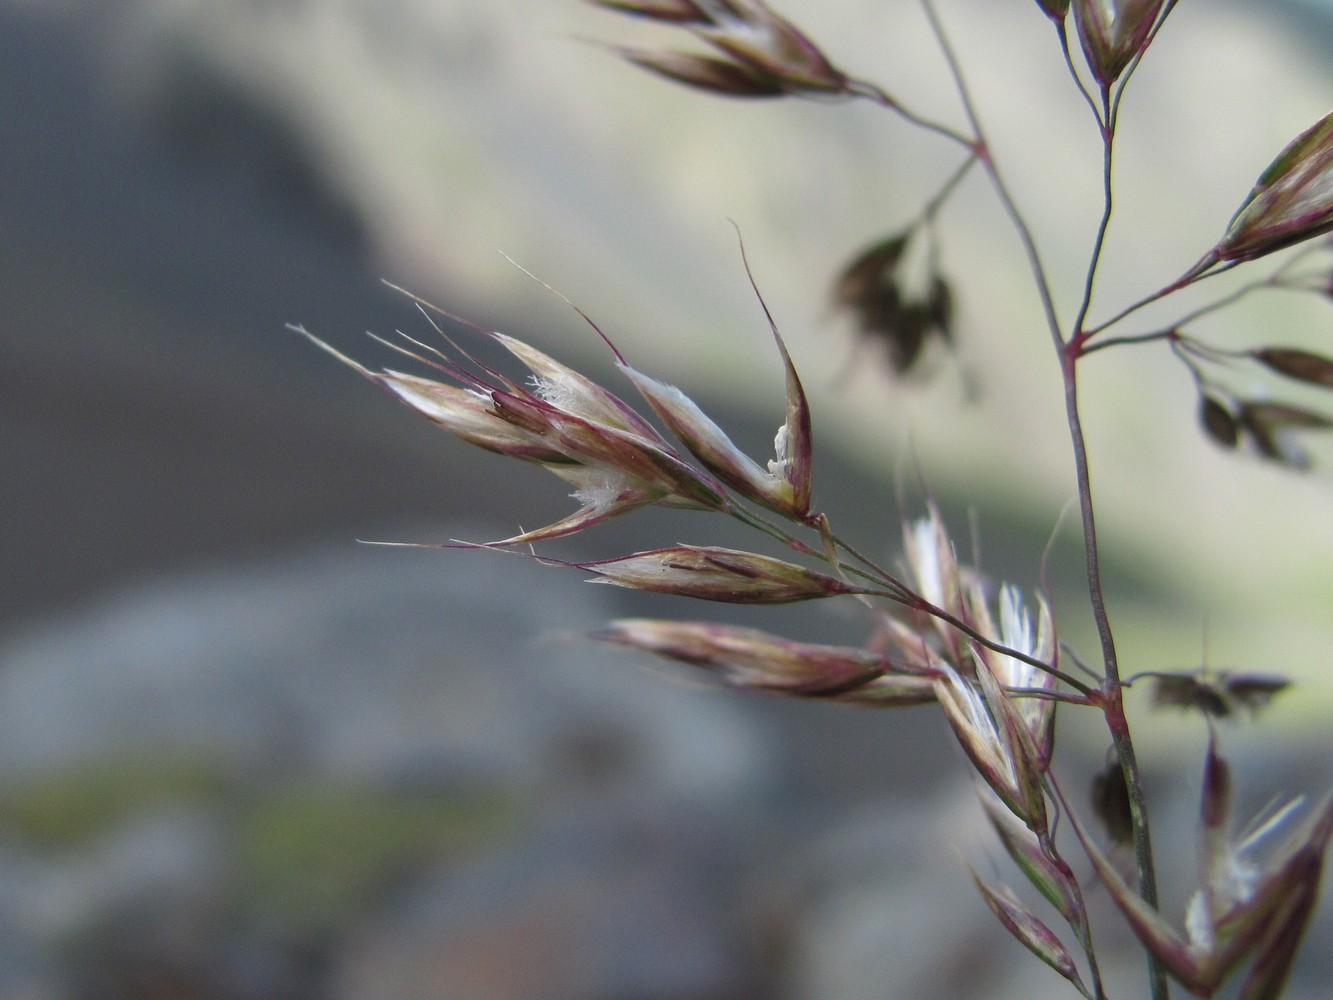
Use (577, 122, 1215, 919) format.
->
(0, 540, 783, 998)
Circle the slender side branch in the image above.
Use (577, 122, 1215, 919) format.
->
(730, 506, 1095, 696)
(843, 77, 975, 148)
(917, 154, 979, 225)
(919, 0, 1066, 354)
(1082, 257, 1239, 339)
(1056, 19, 1103, 129)
(1079, 329, 1175, 356)
(1068, 87, 1116, 351)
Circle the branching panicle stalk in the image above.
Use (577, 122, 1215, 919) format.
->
(1065, 373, 1167, 999)
(302, 4, 1333, 998)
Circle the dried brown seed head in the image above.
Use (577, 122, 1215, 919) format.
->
(1072, 0, 1166, 86)
(1254, 347, 1333, 389)
(1091, 753, 1134, 846)
(1199, 395, 1240, 450)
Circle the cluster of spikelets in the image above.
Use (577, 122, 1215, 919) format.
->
(1083, 739, 1333, 1000)
(296, 1, 1333, 996)
(297, 280, 1331, 997)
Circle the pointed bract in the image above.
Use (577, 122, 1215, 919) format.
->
(385, 370, 572, 461)
(903, 507, 962, 620)
(769, 325, 814, 516)
(497, 333, 664, 441)
(696, 1, 846, 94)
(490, 466, 666, 545)
(578, 545, 864, 603)
(297, 312, 734, 548)
(595, 0, 846, 97)
(969, 873, 1091, 997)
(935, 665, 1037, 824)
(617, 46, 786, 96)
(296, 331, 564, 462)
(592, 618, 938, 704)
(1254, 346, 1333, 389)
(587, 0, 709, 22)
(1209, 796, 1333, 974)
(982, 798, 1083, 928)
(1237, 855, 1322, 1000)
(1074, 756, 1333, 997)
(1199, 395, 1241, 450)
(621, 364, 810, 519)
(1218, 110, 1333, 263)
(1079, 811, 1209, 989)
(521, 400, 731, 511)
(1072, 0, 1166, 86)
(969, 584, 1058, 767)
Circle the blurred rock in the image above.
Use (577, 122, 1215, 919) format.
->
(0, 538, 772, 801)
(332, 801, 773, 1000)
(786, 793, 1036, 1000)
(0, 537, 782, 997)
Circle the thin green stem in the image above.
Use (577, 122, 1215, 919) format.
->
(916, 154, 978, 226)
(1164, 250, 1323, 329)
(1056, 19, 1104, 130)
(819, 523, 1092, 692)
(1163, 281, 1266, 329)
(1059, 382, 1117, 684)
(726, 504, 813, 548)
(819, 527, 911, 594)
(1079, 329, 1174, 356)
(1061, 367, 1169, 1000)
(1060, 58, 1169, 999)
(1069, 87, 1115, 348)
